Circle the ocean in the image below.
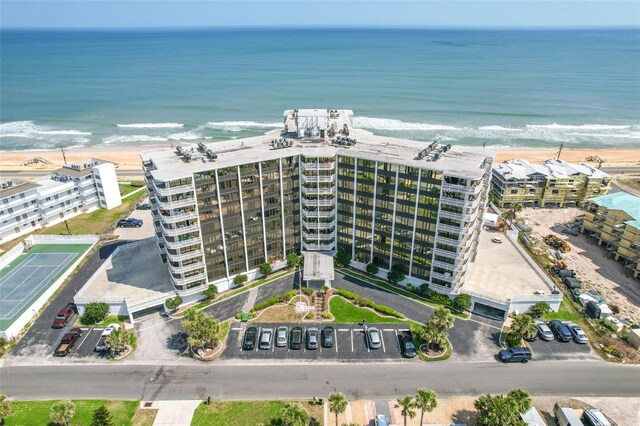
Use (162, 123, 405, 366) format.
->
(1, 28, 639, 150)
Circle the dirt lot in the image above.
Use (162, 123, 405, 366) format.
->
(520, 207, 640, 324)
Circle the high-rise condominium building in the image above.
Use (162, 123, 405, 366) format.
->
(0, 158, 121, 243)
(142, 110, 494, 294)
(491, 158, 611, 209)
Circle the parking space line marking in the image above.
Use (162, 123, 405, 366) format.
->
(381, 332, 386, 353)
(395, 329, 401, 352)
(231, 327, 242, 331)
(338, 329, 349, 331)
(75, 329, 92, 351)
(335, 333, 338, 353)
(350, 329, 354, 352)
(256, 327, 261, 352)
(383, 329, 394, 332)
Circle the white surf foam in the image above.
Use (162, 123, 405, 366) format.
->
(102, 135, 169, 144)
(0, 121, 91, 143)
(168, 131, 202, 141)
(116, 123, 184, 129)
(353, 116, 460, 131)
(525, 123, 631, 130)
(205, 121, 281, 132)
(478, 125, 520, 131)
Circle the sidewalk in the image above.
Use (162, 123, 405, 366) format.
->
(152, 400, 202, 426)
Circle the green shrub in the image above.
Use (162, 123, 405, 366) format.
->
(259, 261, 273, 276)
(202, 284, 218, 300)
(505, 332, 522, 348)
(165, 296, 183, 311)
(235, 312, 243, 320)
(335, 289, 359, 300)
(431, 293, 452, 306)
(302, 287, 314, 296)
(602, 345, 620, 357)
(233, 274, 248, 286)
(305, 312, 315, 320)
(250, 290, 297, 313)
(82, 302, 110, 324)
(374, 304, 406, 319)
(334, 249, 352, 268)
(287, 252, 302, 268)
(405, 284, 414, 292)
(322, 311, 332, 319)
(452, 294, 473, 312)
(366, 263, 379, 274)
(387, 269, 405, 284)
(529, 301, 551, 319)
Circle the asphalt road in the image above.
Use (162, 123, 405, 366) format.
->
(0, 169, 145, 179)
(2, 362, 638, 400)
(600, 165, 640, 176)
(11, 240, 131, 357)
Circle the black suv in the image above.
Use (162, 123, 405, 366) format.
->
(399, 332, 416, 358)
(498, 347, 532, 363)
(549, 320, 572, 342)
(242, 327, 257, 350)
(290, 326, 303, 349)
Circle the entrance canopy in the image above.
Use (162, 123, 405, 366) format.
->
(302, 251, 335, 288)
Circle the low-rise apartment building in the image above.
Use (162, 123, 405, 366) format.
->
(141, 109, 494, 295)
(491, 158, 611, 208)
(0, 158, 121, 243)
(580, 192, 640, 279)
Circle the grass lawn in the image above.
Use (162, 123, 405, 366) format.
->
(253, 302, 307, 322)
(544, 297, 582, 322)
(5, 400, 138, 426)
(340, 269, 469, 319)
(191, 400, 322, 426)
(42, 188, 147, 236)
(329, 296, 405, 324)
(77, 315, 127, 327)
(131, 409, 157, 426)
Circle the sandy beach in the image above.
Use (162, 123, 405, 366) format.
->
(1, 145, 638, 170)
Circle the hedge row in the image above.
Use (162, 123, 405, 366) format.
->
(334, 289, 405, 319)
(250, 290, 298, 313)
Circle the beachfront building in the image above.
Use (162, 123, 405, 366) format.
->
(491, 158, 611, 209)
(0, 159, 122, 243)
(142, 109, 494, 295)
(580, 192, 640, 279)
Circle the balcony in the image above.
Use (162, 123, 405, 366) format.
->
(430, 271, 455, 283)
(302, 242, 335, 251)
(165, 237, 202, 250)
(438, 210, 464, 220)
(302, 187, 335, 196)
(162, 223, 200, 237)
(302, 220, 336, 230)
(302, 198, 335, 207)
(435, 234, 461, 246)
(304, 210, 335, 218)
(432, 260, 467, 273)
(2, 194, 38, 209)
(301, 174, 335, 184)
(154, 181, 194, 197)
(439, 196, 466, 207)
(166, 250, 203, 263)
(161, 211, 199, 224)
(156, 197, 196, 210)
(169, 261, 205, 274)
(441, 182, 482, 196)
(300, 161, 335, 170)
(171, 272, 207, 288)
(437, 223, 462, 234)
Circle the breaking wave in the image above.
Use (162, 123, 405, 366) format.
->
(205, 121, 281, 132)
(116, 123, 184, 129)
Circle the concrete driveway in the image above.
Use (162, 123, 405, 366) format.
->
(333, 271, 504, 362)
(114, 202, 154, 240)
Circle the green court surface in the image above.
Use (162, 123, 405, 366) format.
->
(0, 243, 91, 330)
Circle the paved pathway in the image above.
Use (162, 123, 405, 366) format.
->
(152, 400, 201, 426)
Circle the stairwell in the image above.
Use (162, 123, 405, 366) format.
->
(314, 291, 324, 321)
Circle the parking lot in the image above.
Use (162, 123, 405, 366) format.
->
(222, 322, 417, 362)
(528, 321, 594, 361)
(62, 326, 110, 359)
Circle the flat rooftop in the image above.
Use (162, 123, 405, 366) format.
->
(80, 240, 173, 304)
(465, 230, 548, 302)
(142, 109, 494, 181)
(303, 251, 335, 282)
(0, 178, 41, 199)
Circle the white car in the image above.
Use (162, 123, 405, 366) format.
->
(491, 236, 503, 243)
(101, 323, 121, 337)
(375, 414, 390, 426)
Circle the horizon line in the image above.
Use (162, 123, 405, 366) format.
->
(2, 24, 639, 31)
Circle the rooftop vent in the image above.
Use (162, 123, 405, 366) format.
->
(333, 136, 357, 147)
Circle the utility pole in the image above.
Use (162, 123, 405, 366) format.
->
(556, 143, 563, 160)
(60, 147, 68, 165)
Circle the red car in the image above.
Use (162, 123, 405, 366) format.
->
(52, 303, 77, 329)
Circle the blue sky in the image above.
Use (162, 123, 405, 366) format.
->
(1, 1, 639, 29)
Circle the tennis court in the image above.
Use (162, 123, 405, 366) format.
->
(0, 243, 91, 329)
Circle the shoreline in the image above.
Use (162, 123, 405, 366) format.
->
(0, 145, 639, 170)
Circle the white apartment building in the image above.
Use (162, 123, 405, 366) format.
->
(0, 158, 122, 243)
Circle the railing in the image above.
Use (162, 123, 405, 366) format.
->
(127, 291, 176, 313)
(161, 211, 198, 223)
(302, 198, 335, 207)
(171, 273, 207, 287)
(464, 289, 509, 305)
(435, 234, 460, 245)
(162, 223, 200, 237)
(301, 161, 335, 170)
(439, 196, 466, 207)
(303, 210, 335, 219)
(39, 192, 78, 208)
(438, 210, 464, 221)
(154, 181, 194, 197)
(1, 193, 38, 209)
(165, 237, 202, 250)
(302, 242, 335, 251)
(166, 250, 203, 263)
(301, 174, 335, 183)
(437, 223, 462, 234)
(302, 187, 335, 196)
(433, 248, 459, 258)
(177, 283, 211, 297)
(156, 197, 196, 210)
(430, 271, 455, 282)
(302, 220, 336, 230)
(31, 234, 99, 244)
(169, 261, 205, 274)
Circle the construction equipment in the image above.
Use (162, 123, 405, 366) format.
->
(544, 234, 570, 253)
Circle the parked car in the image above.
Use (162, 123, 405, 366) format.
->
(52, 303, 77, 328)
(276, 326, 288, 347)
(491, 237, 503, 243)
(242, 326, 258, 350)
(101, 323, 121, 337)
(498, 347, 532, 363)
(375, 414, 390, 426)
(54, 328, 82, 356)
(399, 330, 416, 358)
(366, 327, 381, 349)
(561, 227, 579, 236)
(549, 320, 572, 342)
(306, 327, 319, 350)
(290, 326, 303, 349)
(321, 326, 334, 348)
(117, 218, 143, 228)
(586, 301, 602, 319)
(136, 203, 151, 210)
(536, 322, 554, 341)
(259, 328, 273, 350)
(569, 325, 588, 344)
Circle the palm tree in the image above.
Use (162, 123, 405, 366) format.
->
(50, 400, 76, 426)
(0, 394, 12, 425)
(512, 203, 523, 217)
(414, 388, 438, 426)
(507, 388, 531, 414)
(395, 395, 416, 426)
(502, 209, 516, 222)
(105, 328, 132, 355)
(510, 314, 537, 344)
(430, 306, 454, 332)
(328, 392, 348, 426)
(280, 402, 309, 426)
